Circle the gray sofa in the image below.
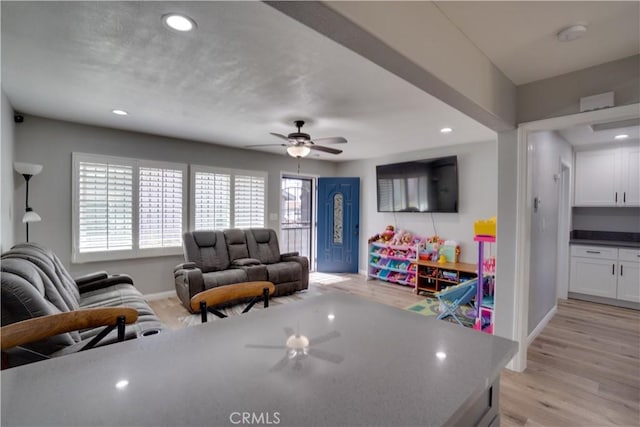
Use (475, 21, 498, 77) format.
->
(1, 243, 165, 366)
(174, 228, 309, 312)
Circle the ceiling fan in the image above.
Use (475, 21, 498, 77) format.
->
(247, 120, 347, 158)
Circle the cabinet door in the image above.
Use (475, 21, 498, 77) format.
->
(569, 256, 617, 298)
(574, 149, 619, 206)
(620, 144, 640, 206)
(617, 262, 640, 302)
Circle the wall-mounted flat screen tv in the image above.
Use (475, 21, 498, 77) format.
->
(376, 156, 458, 213)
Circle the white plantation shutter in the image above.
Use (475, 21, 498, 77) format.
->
(234, 174, 265, 228)
(78, 161, 133, 253)
(139, 166, 184, 248)
(194, 171, 231, 230)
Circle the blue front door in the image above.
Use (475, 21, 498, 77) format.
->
(317, 177, 360, 273)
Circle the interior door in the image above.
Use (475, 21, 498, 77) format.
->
(317, 177, 360, 273)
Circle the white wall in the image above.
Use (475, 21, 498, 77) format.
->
(1, 91, 15, 252)
(335, 140, 497, 273)
(14, 115, 338, 294)
(527, 131, 572, 335)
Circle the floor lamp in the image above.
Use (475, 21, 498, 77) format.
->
(14, 162, 43, 242)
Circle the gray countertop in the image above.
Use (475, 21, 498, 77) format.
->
(1, 293, 517, 427)
(569, 239, 640, 249)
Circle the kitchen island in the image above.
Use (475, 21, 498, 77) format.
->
(1, 293, 517, 427)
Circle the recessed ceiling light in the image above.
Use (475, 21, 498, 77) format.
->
(162, 13, 196, 32)
(557, 25, 587, 42)
(440, 127, 453, 134)
(111, 109, 128, 116)
(614, 134, 629, 140)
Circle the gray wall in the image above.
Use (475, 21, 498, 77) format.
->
(335, 139, 497, 273)
(494, 129, 518, 342)
(1, 90, 15, 252)
(572, 207, 640, 233)
(527, 131, 572, 335)
(517, 55, 640, 123)
(14, 115, 338, 294)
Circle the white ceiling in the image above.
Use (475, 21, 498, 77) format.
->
(559, 121, 640, 147)
(436, 1, 640, 85)
(1, 1, 495, 162)
(3, 2, 638, 161)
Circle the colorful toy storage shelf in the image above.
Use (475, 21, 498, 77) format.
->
(368, 242, 417, 287)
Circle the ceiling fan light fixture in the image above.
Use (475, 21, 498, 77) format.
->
(287, 145, 311, 158)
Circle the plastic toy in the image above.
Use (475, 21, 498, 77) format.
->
(381, 225, 395, 242)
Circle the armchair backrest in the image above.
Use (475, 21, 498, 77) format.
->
(245, 229, 281, 264)
(223, 229, 250, 262)
(182, 231, 231, 273)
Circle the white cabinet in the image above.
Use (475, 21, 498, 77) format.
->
(620, 145, 640, 206)
(569, 245, 640, 303)
(617, 249, 640, 302)
(574, 145, 640, 207)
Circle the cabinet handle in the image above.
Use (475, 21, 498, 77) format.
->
(615, 192, 618, 203)
(620, 264, 624, 276)
(586, 250, 601, 254)
(612, 264, 615, 275)
(624, 192, 626, 203)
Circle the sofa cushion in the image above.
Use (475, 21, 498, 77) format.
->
(202, 269, 249, 289)
(224, 229, 251, 261)
(246, 229, 281, 264)
(183, 231, 230, 272)
(265, 261, 302, 285)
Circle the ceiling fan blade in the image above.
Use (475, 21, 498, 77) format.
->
(307, 348, 344, 364)
(270, 132, 290, 141)
(309, 330, 340, 346)
(269, 354, 290, 372)
(245, 143, 287, 148)
(309, 145, 343, 155)
(245, 344, 287, 349)
(312, 136, 347, 144)
(283, 327, 296, 337)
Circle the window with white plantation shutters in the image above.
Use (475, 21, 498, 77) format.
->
(73, 153, 187, 262)
(78, 161, 133, 253)
(189, 166, 267, 231)
(139, 166, 183, 248)
(194, 171, 231, 230)
(234, 174, 265, 228)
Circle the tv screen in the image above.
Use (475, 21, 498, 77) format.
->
(376, 156, 458, 213)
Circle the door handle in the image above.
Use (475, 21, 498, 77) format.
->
(623, 192, 626, 203)
(620, 264, 624, 276)
(612, 264, 615, 275)
(615, 192, 618, 203)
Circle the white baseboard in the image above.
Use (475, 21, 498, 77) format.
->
(527, 305, 557, 346)
(144, 290, 176, 301)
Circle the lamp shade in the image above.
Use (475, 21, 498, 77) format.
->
(287, 145, 311, 158)
(14, 162, 43, 176)
(22, 209, 41, 223)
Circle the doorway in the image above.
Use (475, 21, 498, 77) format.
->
(280, 176, 313, 267)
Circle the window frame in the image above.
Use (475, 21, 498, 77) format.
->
(190, 164, 267, 231)
(72, 153, 187, 263)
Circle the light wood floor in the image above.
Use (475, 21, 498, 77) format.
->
(150, 274, 640, 426)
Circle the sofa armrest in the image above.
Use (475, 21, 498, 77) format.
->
(174, 265, 205, 311)
(280, 254, 309, 290)
(1, 307, 139, 351)
(280, 251, 299, 258)
(174, 262, 198, 274)
(76, 274, 134, 294)
(74, 271, 109, 286)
